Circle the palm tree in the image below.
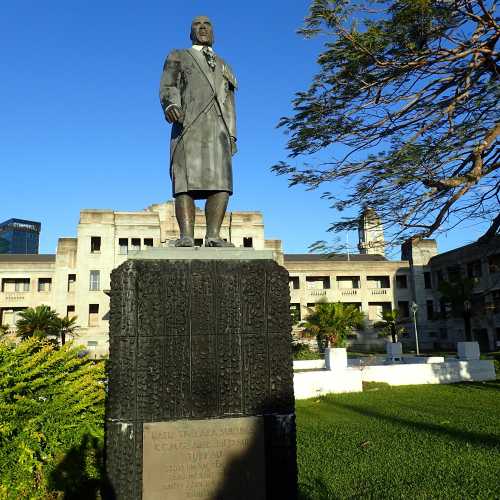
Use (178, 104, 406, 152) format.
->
(302, 301, 365, 348)
(374, 309, 407, 343)
(16, 305, 59, 340)
(54, 315, 79, 345)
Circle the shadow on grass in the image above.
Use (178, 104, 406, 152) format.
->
(49, 433, 106, 499)
(298, 477, 333, 500)
(452, 379, 500, 391)
(324, 399, 500, 450)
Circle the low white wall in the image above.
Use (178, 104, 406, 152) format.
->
(404, 356, 445, 364)
(294, 368, 362, 399)
(360, 360, 496, 386)
(293, 359, 325, 370)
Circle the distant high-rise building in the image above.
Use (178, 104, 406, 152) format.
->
(0, 219, 41, 254)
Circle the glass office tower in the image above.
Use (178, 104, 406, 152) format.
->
(0, 219, 41, 254)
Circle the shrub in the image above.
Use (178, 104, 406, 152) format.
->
(293, 341, 322, 360)
(0, 338, 105, 499)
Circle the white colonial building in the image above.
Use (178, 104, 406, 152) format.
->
(1, 201, 499, 356)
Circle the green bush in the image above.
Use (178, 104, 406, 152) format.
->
(293, 342, 322, 360)
(0, 338, 105, 499)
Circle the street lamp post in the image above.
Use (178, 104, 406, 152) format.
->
(411, 301, 420, 356)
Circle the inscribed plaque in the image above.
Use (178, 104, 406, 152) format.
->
(143, 417, 265, 500)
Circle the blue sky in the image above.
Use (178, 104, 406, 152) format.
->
(0, 1, 483, 257)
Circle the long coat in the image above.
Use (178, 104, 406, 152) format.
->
(159, 48, 237, 197)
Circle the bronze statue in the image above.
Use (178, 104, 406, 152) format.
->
(160, 16, 237, 247)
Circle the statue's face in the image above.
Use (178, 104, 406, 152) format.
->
(190, 16, 214, 46)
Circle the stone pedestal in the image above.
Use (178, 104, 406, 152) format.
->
(105, 252, 297, 499)
(457, 341, 480, 360)
(386, 342, 403, 363)
(325, 347, 348, 370)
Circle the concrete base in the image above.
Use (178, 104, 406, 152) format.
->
(386, 342, 403, 362)
(360, 360, 496, 386)
(294, 368, 363, 399)
(293, 359, 325, 370)
(457, 341, 480, 360)
(325, 347, 347, 370)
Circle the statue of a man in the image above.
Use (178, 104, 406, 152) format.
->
(159, 16, 237, 247)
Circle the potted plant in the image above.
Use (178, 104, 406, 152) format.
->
(301, 301, 365, 370)
(374, 309, 407, 361)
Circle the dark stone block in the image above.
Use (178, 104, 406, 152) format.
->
(105, 258, 296, 499)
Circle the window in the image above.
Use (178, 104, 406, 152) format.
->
(367, 276, 390, 289)
(397, 301, 410, 318)
(368, 302, 391, 320)
(243, 237, 253, 248)
(395, 275, 408, 289)
(66, 305, 75, 317)
(131, 238, 141, 251)
(119, 238, 128, 255)
(38, 278, 52, 292)
(88, 304, 99, 327)
(435, 270, 444, 285)
(87, 340, 98, 350)
(467, 260, 482, 278)
(2, 278, 30, 292)
(194, 238, 204, 247)
(290, 303, 301, 323)
(306, 276, 331, 289)
(144, 238, 154, 248)
(90, 236, 101, 253)
(306, 303, 316, 309)
(488, 254, 500, 274)
(67, 274, 76, 292)
(89, 270, 100, 291)
(344, 302, 362, 311)
(336, 276, 360, 289)
(426, 300, 435, 320)
(289, 276, 300, 290)
(440, 328, 448, 339)
(447, 266, 461, 283)
(493, 290, 500, 314)
(424, 272, 432, 289)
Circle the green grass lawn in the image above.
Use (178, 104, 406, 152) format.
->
(296, 380, 500, 499)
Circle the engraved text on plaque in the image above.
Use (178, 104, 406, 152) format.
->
(143, 417, 265, 500)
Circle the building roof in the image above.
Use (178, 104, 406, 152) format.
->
(0, 254, 55, 262)
(430, 235, 500, 265)
(284, 253, 388, 262)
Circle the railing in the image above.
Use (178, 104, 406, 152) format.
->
(370, 289, 388, 295)
(3, 293, 27, 301)
(308, 289, 327, 296)
(340, 289, 358, 296)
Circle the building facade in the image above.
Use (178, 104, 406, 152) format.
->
(1, 201, 499, 356)
(0, 219, 41, 254)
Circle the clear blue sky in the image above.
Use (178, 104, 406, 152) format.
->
(0, 1, 481, 257)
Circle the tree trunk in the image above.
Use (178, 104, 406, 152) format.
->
(61, 332, 66, 346)
(463, 313, 472, 341)
(390, 324, 397, 343)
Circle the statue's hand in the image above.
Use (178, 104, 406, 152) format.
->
(166, 105, 183, 124)
(230, 136, 237, 155)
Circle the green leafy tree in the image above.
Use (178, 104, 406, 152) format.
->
(0, 337, 105, 498)
(374, 309, 407, 343)
(438, 276, 475, 340)
(15, 305, 59, 341)
(302, 301, 365, 347)
(0, 325, 10, 336)
(54, 315, 79, 346)
(274, 0, 499, 246)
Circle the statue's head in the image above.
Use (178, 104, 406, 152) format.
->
(190, 15, 214, 47)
